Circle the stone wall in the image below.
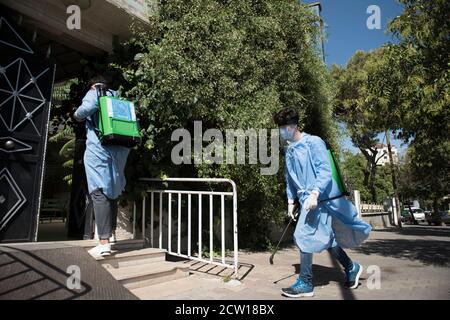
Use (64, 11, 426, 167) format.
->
(362, 212, 392, 230)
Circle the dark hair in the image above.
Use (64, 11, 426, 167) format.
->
(88, 75, 111, 88)
(273, 107, 299, 126)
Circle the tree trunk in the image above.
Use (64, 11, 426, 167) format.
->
(386, 131, 402, 228)
(363, 162, 370, 186)
(432, 197, 439, 214)
(408, 204, 418, 225)
(369, 163, 378, 203)
(432, 197, 442, 226)
(360, 147, 377, 202)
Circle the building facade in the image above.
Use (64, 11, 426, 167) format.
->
(366, 143, 399, 166)
(0, 0, 153, 242)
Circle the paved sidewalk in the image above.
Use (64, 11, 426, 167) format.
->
(145, 225, 450, 300)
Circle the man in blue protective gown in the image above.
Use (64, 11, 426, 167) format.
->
(274, 107, 372, 298)
(74, 75, 130, 258)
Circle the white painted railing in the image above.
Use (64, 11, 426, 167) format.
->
(361, 203, 385, 213)
(353, 190, 387, 214)
(133, 178, 239, 277)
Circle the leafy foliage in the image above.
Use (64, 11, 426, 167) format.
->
(48, 80, 79, 186)
(334, 0, 449, 210)
(374, 0, 450, 208)
(114, 0, 337, 249)
(331, 49, 389, 202)
(340, 151, 393, 203)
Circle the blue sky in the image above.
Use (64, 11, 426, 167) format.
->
(302, 0, 408, 156)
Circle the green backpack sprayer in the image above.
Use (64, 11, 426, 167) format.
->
(322, 141, 350, 202)
(93, 83, 141, 148)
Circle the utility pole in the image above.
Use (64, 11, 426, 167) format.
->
(385, 131, 402, 228)
(306, 2, 326, 64)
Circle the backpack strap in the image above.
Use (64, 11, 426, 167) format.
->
(308, 138, 350, 203)
(90, 85, 107, 141)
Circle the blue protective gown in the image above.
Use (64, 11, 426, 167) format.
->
(74, 89, 130, 200)
(285, 133, 371, 253)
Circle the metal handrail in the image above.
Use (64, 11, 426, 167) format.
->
(135, 177, 239, 277)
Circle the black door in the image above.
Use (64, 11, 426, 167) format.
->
(0, 13, 56, 242)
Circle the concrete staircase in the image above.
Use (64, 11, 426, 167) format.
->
(90, 241, 190, 298)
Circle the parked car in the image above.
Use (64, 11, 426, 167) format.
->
(426, 211, 450, 226)
(411, 207, 426, 223)
(401, 209, 411, 223)
(402, 207, 425, 224)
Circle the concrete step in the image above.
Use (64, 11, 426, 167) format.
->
(130, 274, 223, 300)
(97, 248, 167, 269)
(67, 239, 144, 250)
(1, 239, 144, 251)
(107, 261, 190, 290)
(103, 239, 145, 251)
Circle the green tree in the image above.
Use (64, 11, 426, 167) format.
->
(333, 0, 450, 210)
(367, 0, 450, 213)
(340, 150, 393, 203)
(340, 151, 370, 201)
(114, 0, 336, 249)
(331, 50, 388, 203)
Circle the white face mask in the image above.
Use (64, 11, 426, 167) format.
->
(280, 126, 296, 142)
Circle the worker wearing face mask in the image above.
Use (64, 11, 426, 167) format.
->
(274, 107, 371, 298)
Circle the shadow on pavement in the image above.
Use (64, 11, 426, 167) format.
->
(170, 254, 255, 281)
(0, 247, 92, 300)
(273, 264, 345, 287)
(373, 225, 450, 238)
(354, 239, 450, 267)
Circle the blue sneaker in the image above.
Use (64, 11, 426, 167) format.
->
(281, 277, 314, 298)
(345, 262, 363, 289)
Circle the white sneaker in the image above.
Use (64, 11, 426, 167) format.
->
(88, 243, 111, 258)
(109, 232, 117, 244)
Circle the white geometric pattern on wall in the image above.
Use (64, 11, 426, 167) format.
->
(0, 17, 34, 54)
(0, 167, 27, 231)
(0, 136, 32, 153)
(0, 58, 49, 136)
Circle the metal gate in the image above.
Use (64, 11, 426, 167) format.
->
(0, 13, 56, 242)
(138, 178, 239, 277)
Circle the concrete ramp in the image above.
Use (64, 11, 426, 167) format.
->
(0, 243, 138, 300)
